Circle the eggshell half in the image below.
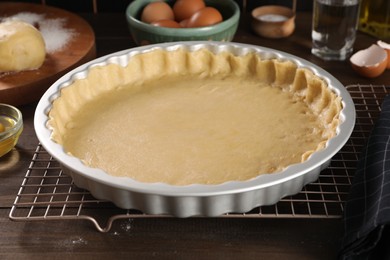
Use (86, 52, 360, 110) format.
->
(377, 40, 390, 69)
(350, 44, 388, 78)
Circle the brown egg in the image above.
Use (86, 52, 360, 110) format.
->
(186, 7, 223, 28)
(350, 44, 388, 78)
(141, 1, 175, 24)
(151, 19, 181, 28)
(173, 0, 206, 22)
(179, 19, 189, 27)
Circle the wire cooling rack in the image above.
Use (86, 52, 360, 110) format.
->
(9, 84, 388, 232)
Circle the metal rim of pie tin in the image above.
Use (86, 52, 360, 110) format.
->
(34, 41, 356, 217)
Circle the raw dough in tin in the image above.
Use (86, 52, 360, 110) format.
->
(49, 48, 342, 185)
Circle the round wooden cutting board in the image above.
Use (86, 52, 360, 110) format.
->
(0, 2, 96, 106)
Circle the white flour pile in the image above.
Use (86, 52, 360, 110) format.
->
(1, 12, 77, 54)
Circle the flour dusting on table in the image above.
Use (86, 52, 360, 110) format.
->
(1, 12, 76, 53)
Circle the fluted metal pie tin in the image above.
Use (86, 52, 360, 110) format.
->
(34, 42, 355, 217)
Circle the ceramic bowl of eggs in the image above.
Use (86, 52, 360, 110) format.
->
(125, 0, 240, 45)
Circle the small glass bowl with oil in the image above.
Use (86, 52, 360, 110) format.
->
(0, 103, 23, 157)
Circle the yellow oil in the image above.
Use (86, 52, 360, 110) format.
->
(0, 115, 14, 130)
(359, 0, 390, 39)
(0, 115, 22, 157)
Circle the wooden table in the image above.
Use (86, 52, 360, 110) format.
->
(1, 11, 389, 259)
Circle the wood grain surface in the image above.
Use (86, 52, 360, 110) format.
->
(1, 10, 389, 260)
(0, 2, 96, 106)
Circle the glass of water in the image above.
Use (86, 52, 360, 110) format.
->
(311, 0, 361, 61)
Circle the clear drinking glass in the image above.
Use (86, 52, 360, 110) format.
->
(311, 0, 361, 61)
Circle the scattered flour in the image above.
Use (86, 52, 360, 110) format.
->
(71, 237, 88, 245)
(1, 12, 76, 54)
(6, 12, 44, 25)
(55, 236, 88, 253)
(111, 219, 134, 236)
(39, 18, 76, 53)
(120, 219, 133, 232)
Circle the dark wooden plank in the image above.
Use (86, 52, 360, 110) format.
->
(0, 209, 344, 260)
(0, 10, 389, 259)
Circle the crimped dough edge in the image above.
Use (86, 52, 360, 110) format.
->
(48, 47, 342, 180)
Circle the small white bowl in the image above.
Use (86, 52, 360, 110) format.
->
(251, 5, 295, 39)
